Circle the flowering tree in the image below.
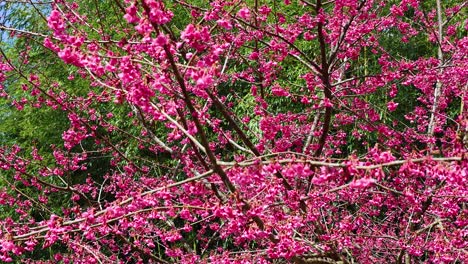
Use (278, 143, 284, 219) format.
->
(0, 0, 467, 263)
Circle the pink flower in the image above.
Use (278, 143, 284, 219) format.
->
(351, 178, 376, 189)
(216, 19, 232, 30)
(196, 75, 213, 89)
(271, 85, 290, 97)
(47, 10, 65, 34)
(58, 47, 84, 67)
(43, 38, 60, 52)
(387, 101, 399, 112)
(237, 7, 251, 20)
(124, 4, 138, 24)
(155, 34, 168, 46)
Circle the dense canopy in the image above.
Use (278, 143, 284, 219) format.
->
(0, 0, 467, 263)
